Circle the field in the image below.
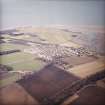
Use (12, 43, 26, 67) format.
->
(69, 58, 105, 78)
(0, 83, 39, 105)
(0, 43, 27, 51)
(0, 34, 47, 87)
(0, 52, 45, 71)
(18, 27, 71, 41)
(0, 26, 105, 105)
(0, 27, 83, 76)
(0, 64, 79, 105)
(70, 86, 105, 105)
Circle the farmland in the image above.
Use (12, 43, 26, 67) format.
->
(0, 52, 45, 71)
(0, 26, 105, 105)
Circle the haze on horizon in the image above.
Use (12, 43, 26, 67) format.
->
(1, 0, 105, 29)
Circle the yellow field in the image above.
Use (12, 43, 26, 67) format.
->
(69, 57, 105, 78)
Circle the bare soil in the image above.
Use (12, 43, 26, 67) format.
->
(0, 83, 39, 105)
(70, 86, 105, 105)
(18, 64, 79, 104)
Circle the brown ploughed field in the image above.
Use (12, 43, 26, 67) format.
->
(70, 86, 105, 105)
(18, 64, 79, 104)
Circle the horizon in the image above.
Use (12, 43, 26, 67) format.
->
(1, 0, 105, 29)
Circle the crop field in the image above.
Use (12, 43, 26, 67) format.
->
(18, 27, 73, 44)
(69, 58, 105, 78)
(18, 64, 79, 104)
(0, 0, 105, 104)
(0, 27, 105, 105)
(0, 83, 40, 105)
(0, 27, 84, 77)
(1, 52, 42, 69)
(0, 44, 46, 88)
(70, 86, 105, 105)
(0, 34, 47, 87)
(0, 44, 46, 71)
(0, 43, 27, 51)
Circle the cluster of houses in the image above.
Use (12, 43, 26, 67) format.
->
(24, 43, 95, 62)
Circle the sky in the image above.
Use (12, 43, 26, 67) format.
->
(1, 0, 105, 29)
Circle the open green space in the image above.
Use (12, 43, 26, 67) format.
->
(0, 50, 46, 87)
(0, 43, 27, 51)
(0, 52, 46, 71)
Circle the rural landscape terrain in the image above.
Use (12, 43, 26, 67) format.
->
(0, 26, 105, 105)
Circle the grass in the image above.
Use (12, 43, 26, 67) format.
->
(0, 28, 76, 87)
(0, 51, 46, 87)
(0, 49, 46, 87)
(0, 57, 46, 87)
(0, 29, 73, 87)
(10, 59, 45, 71)
(0, 35, 46, 71)
(0, 43, 27, 51)
(0, 51, 46, 71)
(0, 52, 33, 63)
(0, 73, 21, 88)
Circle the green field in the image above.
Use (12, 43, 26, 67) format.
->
(0, 52, 46, 71)
(0, 27, 74, 87)
(0, 28, 75, 73)
(0, 43, 27, 51)
(0, 42, 46, 87)
(0, 42, 46, 71)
